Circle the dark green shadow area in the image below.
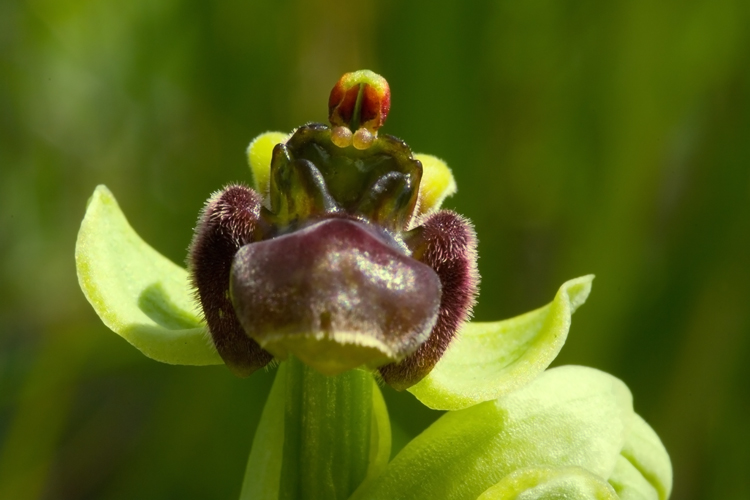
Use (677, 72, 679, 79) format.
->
(138, 282, 201, 330)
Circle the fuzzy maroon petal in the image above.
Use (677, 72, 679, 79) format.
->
(188, 185, 273, 376)
(380, 210, 479, 389)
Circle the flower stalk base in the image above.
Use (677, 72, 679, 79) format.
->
(241, 358, 390, 500)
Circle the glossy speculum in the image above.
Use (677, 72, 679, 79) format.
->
(189, 71, 478, 389)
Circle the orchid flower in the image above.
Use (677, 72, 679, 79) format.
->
(76, 70, 671, 499)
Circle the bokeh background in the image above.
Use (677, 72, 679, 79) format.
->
(2, 0, 749, 498)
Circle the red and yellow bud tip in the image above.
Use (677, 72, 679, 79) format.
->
(328, 70, 391, 150)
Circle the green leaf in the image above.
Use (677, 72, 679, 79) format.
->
(76, 185, 221, 365)
(608, 455, 660, 500)
(361, 376, 392, 488)
(408, 275, 594, 410)
(240, 359, 390, 500)
(352, 366, 633, 500)
(476, 466, 618, 500)
(613, 414, 673, 500)
(240, 363, 287, 500)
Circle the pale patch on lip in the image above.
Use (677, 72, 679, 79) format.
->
(259, 332, 396, 376)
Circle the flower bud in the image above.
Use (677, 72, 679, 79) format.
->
(328, 70, 391, 149)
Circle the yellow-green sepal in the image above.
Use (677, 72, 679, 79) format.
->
(247, 131, 288, 198)
(408, 275, 594, 410)
(413, 154, 457, 215)
(75, 185, 221, 365)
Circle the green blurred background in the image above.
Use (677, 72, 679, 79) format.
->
(1, 0, 749, 498)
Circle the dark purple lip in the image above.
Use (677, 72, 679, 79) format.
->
(230, 217, 442, 375)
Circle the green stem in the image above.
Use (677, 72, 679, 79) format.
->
(240, 358, 389, 500)
(281, 356, 373, 499)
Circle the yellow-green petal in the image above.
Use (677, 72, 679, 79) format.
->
(76, 185, 221, 365)
(414, 154, 457, 215)
(247, 131, 288, 198)
(408, 275, 594, 410)
(477, 466, 618, 500)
